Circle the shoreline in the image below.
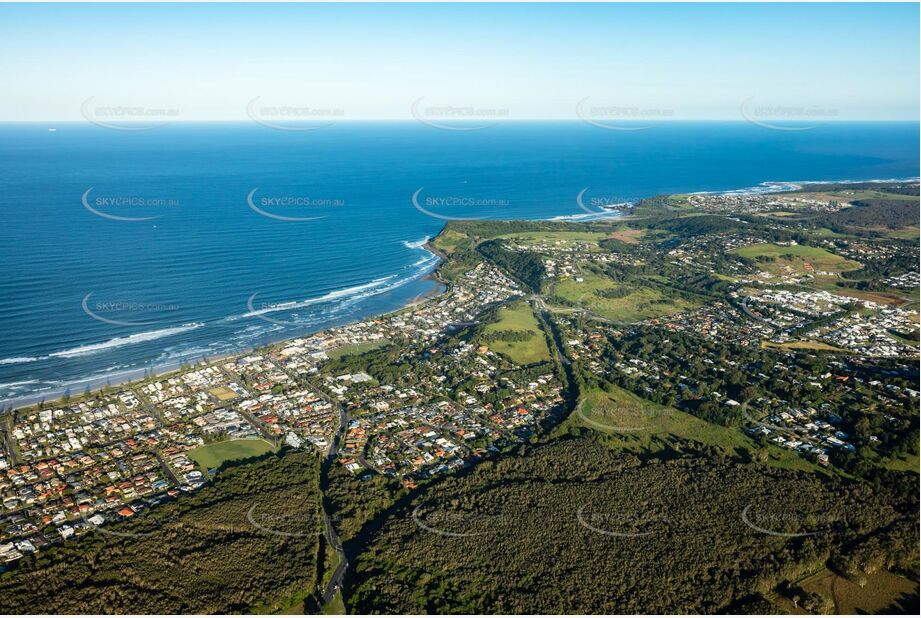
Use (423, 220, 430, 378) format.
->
(2, 174, 916, 411)
(2, 253, 451, 412)
(688, 175, 919, 197)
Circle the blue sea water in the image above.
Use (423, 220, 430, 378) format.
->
(0, 121, 918, 405)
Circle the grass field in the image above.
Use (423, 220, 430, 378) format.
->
(761, 340, 847, 353)
(328, 340, 390, 360)
(209, 386, 238, 401)
(881, 452, 921, 473)
(811, 227, 849, 238)
(479, 301, 550, 365)
(836, 190, 919, 201)
(886, 225, 920, 240)
(431, 229, 473, 255)
(188, 438, 276, 470)
(568, 386, 818, 473)
(496, 230, 609, 247)
(553, 273, 696, 323)
(773, 568, 919, 614)
(606, 228, 645, 244)
(731, 243, 861, 275)
(657, 194, 692, 209)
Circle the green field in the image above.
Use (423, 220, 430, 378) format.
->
(773, 568, 919, 614)
(881, 452, 921, 473)
(761, 340, 847, 353)
(887, 225, 920, 240)
(431, 229, 473, 255)
(606, 227, 646, 244)
(569, 386, 817, 473)
(188, 438, 276, 470)
(836, 190, 919, 201)
(731, 243, 861, 275)
(553, 273, 696, 323)
(811, 227, 849, 239)
(480, 301, 550, 365)
(328, 339, 390, 360)
(496, 230, 609, 245)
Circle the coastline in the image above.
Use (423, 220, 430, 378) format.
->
(2, 173, 917, 411)
(2, 245, 452, 412)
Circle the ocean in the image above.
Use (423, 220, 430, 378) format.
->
(0, 121, 918, 406)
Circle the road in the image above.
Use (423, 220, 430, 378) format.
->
(309, 376, 353, 609)
(321, 510, 348, 604)
(531, 296, 572, 366)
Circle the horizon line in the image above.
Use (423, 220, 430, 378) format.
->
(4, 118, 920, 124)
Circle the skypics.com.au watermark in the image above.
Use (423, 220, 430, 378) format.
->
(246, 97, 345, 131)
(410, 502, 672, 539)
(741, 504, 840, 538)
(82, 188, 179, 222)
(246, 499, 326, 538)
(81, 97, 179, 131)
(82, 293, 180, 327)
(576, 188, 633, 217)
(408, 499, 841, 541)
(411, 97, 509, 131)
(576, 97, 674, 131)
(246, 188, 344, 222)
(576, 506, 672, 538)
(411, 187, 510, 221)
(740, 97, 839, 131)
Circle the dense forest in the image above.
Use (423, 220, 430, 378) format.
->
(347, 437, 918, 614)
(0, 451, 324, 614)
(825, 200, 919, 230)
(476, 239, 546, 292)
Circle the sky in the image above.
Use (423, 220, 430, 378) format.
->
(0, 2, 918, 122)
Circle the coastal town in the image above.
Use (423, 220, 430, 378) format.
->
(2, 183, 918, 584)
(0, 2, 918, 613)
(1, 260, 565, 565)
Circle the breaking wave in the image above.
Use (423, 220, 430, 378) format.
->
(0, 323, 206, 365)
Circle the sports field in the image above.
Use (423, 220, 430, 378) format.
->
(480, 301, 550, 365)
(188, 438, 276, 470)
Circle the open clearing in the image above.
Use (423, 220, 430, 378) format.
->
(480, 301, 550, 365)
(431, 229, 472, 255)
(328, 339, 389, 360)
(731, 243, 861, 275)
(774, 568, 919, 614)
(570, 386, 818, 473)
(886, 225, 920, 240)
(496, 230, 608, 248)
(553, 273, 697, 323)
(731, 243, 860, 271)
(761, 340, 847, 353)
(189, 438, 276, 470)
(606, 228, 645, 244)
(813, 281, 911, 306)
(209, 386, 238, 401)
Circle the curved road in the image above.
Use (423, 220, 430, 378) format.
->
(321, 511, 348, 604)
